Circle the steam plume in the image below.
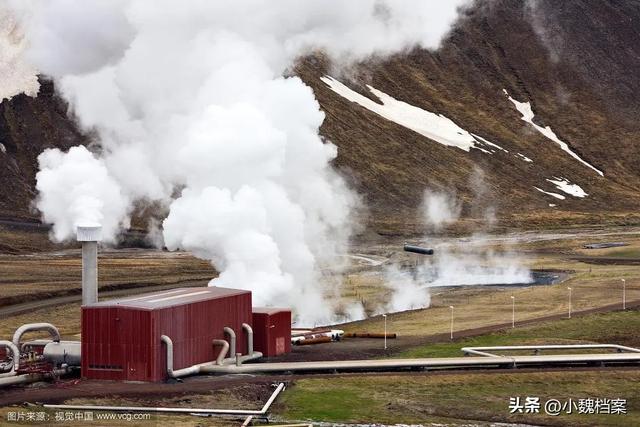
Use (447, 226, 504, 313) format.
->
(0, 5, 38, 100)
(381, 188, 531, 314)
(10, 0, 467, 324)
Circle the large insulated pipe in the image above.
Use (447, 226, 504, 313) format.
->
(160, 335, 200, 378)
(43, 341, 81, 367)
(403, 244, 434, 255)
(242, 323, 254, 356)
(0, 368, 70, 387)
(12, 323, 60, 347)
(224, 327, 237, 356)
(77, 225, 102, 305)
(213, 340, 229, 365)
(0, 341, 20, 377)
(161, 336, 242, 378)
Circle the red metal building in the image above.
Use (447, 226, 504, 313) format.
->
(252, 307, 291, 357)
(82, 287, 252, 382)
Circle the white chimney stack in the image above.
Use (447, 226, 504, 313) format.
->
(76, 225, 102, 305)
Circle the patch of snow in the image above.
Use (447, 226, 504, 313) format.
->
(0, 8, 39, 101)
(472, 133, 509, 153)
(0, 143, 5, 154)
(549, 203, 557, 207)
(503, 89, 603, 176)
(534, 186, 566, 200)
(321, 76, 506, 154)
(546, 177, 588, 198)
(516, 152, 533, 162)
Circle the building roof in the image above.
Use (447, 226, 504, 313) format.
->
(85, 287, 250, 310)
(252, 306, 291, 315)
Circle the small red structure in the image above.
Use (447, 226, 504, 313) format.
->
(252, 307, 291, 357)
(82, 287, 252, 382)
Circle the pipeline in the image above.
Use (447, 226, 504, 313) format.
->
(344, 332, 397, 339)
(213, 340, 229, 365)
(0, 341, 20, 378)
(161, 335, 262, 379)
(403, 244, 434, 255)
(462, 344, 640, 357)
(12, 323, 60, 348)
(198, 349, 640, 375)
(43, 341, 81, 366)
(242, 323, 254, 356)
(0, 367, 71, 387)
(45, 382, 286, 416)
(296, 336, 332, 346)
(224, 327, 237, 357)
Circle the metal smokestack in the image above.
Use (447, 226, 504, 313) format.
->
(76, 225, 102, 305)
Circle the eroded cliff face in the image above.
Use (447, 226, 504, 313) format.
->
(1, 0, 639, 236)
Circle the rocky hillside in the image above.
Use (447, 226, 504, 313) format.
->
(0, 78, 85, 222)
(1, 0, 639, 236)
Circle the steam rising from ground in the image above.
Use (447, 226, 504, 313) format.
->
(10, 1, 468, 325)
(421, 190, 461, 231)
(380, 189, 531, 314)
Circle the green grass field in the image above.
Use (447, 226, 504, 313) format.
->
(606, 248, 640, 259)
(275, 308, 640, 426)
(397, 308, 640, 358)
(277, 370, 639, 426)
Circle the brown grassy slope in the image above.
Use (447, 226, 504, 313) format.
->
(0, 1, 639, 240)
(296, 0, 640, 234)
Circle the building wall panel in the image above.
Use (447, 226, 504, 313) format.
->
(82, 288, 252, 382)
(252, 309, 291, 357)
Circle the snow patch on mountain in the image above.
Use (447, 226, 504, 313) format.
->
(503, 89, 603, 176)
(321, 76, 506, 154)
(547, 177, 588, 198)
(516, 153, 533, 162)
(534, 186, 566, 200)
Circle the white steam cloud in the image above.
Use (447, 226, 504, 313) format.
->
(381, 188, 531, 315)
(0, 5, 39, 100)
(10, 0, 467, 325)
(420, 189, 461, 231)
(35, 146, 130, 242)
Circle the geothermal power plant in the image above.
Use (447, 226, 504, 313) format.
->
(1, 226, 639, 391)
(1, 225, 295, 386)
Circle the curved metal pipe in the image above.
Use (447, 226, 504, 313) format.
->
(242, 323, 254, 356)
(12, 323, 60, 347)
(224, 327, 237, 356)
(161, 336, 237, 378)
(0, 341, 20, 377)
(213, 340, 229, 365)
(160, 335, 199, 378)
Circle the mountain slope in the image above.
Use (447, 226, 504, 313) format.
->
(296, 0, 640, 233)
(0, 0, 639, 237)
